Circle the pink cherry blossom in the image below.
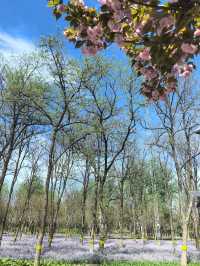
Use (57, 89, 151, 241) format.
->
(113, 10, 125, 21)
(183, 63, 194, 72)
(177, 63, 194, 78)
(181, 43, 198, 54)
(140, 66, 157, 80)
(157, 15, 174, 35)
(108, 20, 121, 32)
(79, 23, 87, 32)
(194, 28, 200, 37)
(109, 0, 121, 11)
(98, 0, 107, 4)
(57, 4, 65, 13)
(87, 24, 103, 43)
(151, 90, 160, 100)
(136, 48, 151, 61)
(180, 70, 191, 78)
(135, 28, 141, 35)
(172, 64, 180, 74)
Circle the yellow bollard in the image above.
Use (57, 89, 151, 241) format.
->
(35, 244, 43, 253)
(181, 245, 188, 251)
(99, 239, 105, 249)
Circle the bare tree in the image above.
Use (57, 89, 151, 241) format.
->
(81, 57, 138, 249)
(13, 143, 43, 242)
(48, 147, 74, 247)
(143, 78, 200, 265)
(33, 38, 86, 266)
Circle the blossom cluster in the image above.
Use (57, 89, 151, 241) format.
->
(49, 0, 200, 101)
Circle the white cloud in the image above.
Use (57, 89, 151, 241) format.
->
(0, 31, 35, 57)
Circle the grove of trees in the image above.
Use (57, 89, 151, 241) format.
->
(0, 36, 200, 266)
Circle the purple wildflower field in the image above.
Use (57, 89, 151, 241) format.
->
(0, 235, 200, 263)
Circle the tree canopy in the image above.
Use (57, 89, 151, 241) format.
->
(48, 0, 200, 101)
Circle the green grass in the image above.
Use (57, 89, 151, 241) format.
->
(0, 260, 199, 266)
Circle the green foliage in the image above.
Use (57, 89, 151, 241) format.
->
(106, 263, 199, 266)
(16, 175, 43, 200)
(0, 260, 199, 266)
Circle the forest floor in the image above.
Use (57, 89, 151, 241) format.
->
(0, 235, 200, 263)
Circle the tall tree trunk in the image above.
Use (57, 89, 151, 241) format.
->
(48, 164, 70, 247)
(14, 201, 29, 242)
(170, 198, 174, 242)
(119, 180, 124, 242)
(130, 202, 136, 240)
(181, 222, 188, 266)
(48, 196, 65, 247)
(34, 130, 56, 266)
(98, 183, 107, 250)
(154, 197, 160, 243)
(180, 199, 193, 266)
(192, 206, 200, 249)
(13, 168, 37, 242)
(91, 175, 99, 244)
(48, 174, 55, 248)
(0, 145, 23, 246)
(48, 221, 56, 248)
(81, 193, 87, 244)
(81, 159, 89, 244)
(0, 120, 16, 194)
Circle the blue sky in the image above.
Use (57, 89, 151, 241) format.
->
(0, 0, 127, 60)
(0, 0, 158, 152)
(0, 1, 57, 39)
(0, 0, 75, 55)
(1, 1, 197, 133)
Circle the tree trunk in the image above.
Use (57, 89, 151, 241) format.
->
(13, 173, 36, 242)
(192, 206, 200, 249)
(48, 176, 69, 247)
(81, 192, 87, 244)
(119, 180, 124, 242)
(181, 222, 188, 266)
(131, 203, 136, 240)
(34, 130, 56, 266)
(48, 222, 56, 248)
(81, 159, 89, 244)
(0, 116, 17, 194)
(14, 208, 27, 242)
(180, 199, 193, 266)
(0, 144, 24, 246)
(169, 197, 174, 242)
(98, 184, 107, 250)
(133, 221, 136, 240)
(0, 173, 17, 246)
(91, 175, 99, 244)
